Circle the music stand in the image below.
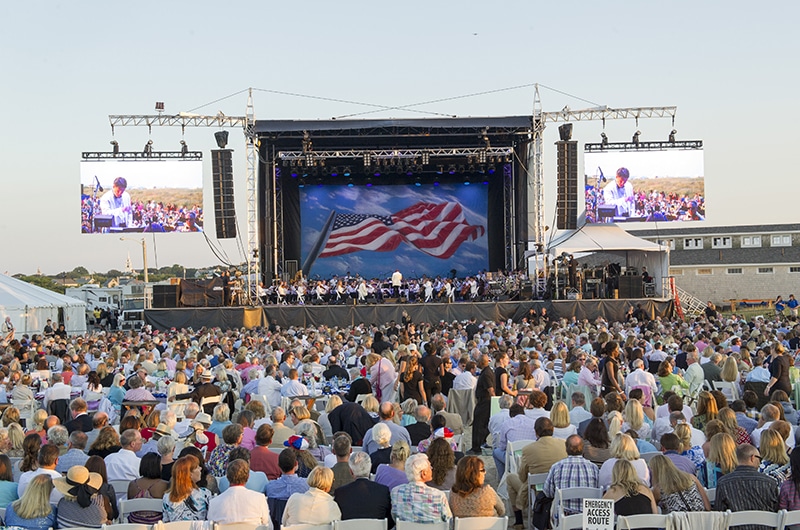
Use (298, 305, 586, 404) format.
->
(597, 206, 616, 222)
(93, 215, 113, 232)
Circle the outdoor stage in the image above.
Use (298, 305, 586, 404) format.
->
(143, 298, 674, 331)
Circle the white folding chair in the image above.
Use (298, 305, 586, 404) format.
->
(215, 524, 269, 530)
(527, 472, 549, 524)
(713, 381, 739, 402)
(453, 516, 507, 530)
(726, 510, 782, 529)
(505, 439, 535, 475)
(617, 514, 670, 529)
(201, 394, 222, 409)
(118, 497, 164, 523)
(355, 394, 369, 405)
(396, 522, 448, 530)
(558, 514, 584, 530)
(706, 487, 716, 508)
(168, 398, 193, 420)
(780, 508, 800, 529)
(281, 525, 333, 530)
(109, 480, 131, 503)
(0, 508, 5, 522)
(157, 522, 212, 530)
(552, 487, 603, 529)
(106, 524, 152, 530)
(334, 519, 389, 530)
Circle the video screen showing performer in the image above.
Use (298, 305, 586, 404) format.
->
(584, 148, 705, 224)
(80, 159, 204, 233)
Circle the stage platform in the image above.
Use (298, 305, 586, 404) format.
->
(144, 298, 674, 331)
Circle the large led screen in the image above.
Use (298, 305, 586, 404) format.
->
(80, 159, 203, 233)
(301, 184, 488, 278)
(584, 148, 704, 223)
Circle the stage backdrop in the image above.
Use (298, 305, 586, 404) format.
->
(300, 184, 488, 279)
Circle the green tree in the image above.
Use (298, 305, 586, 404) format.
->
(14, 275, 66, 294)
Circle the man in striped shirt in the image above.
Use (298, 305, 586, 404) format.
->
(715, 443, 779, 529)
(543, 435, 599, 516)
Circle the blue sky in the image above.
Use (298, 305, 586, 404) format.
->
(1, 1, 798, 274)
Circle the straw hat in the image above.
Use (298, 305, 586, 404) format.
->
(154, 423, 172, 438)
(53, 466, 103, 497)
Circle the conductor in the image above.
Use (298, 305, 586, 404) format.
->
(99, 177, 133, 227)
(602, 167, 634, 217)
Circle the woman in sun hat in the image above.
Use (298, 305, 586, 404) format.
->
(53, 465, 109, 528)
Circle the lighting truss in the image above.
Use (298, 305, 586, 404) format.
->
(108, 114, 247, 128)
(81, 151, 203, 160)
(540, 106, 677, 124)
(276, 147, 512, 162)
(584, 140, 703, 152)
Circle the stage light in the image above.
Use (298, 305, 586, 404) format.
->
(600, 132, 608, 146)
(422, 152, 430, 165)
(669, 129, 677, 143)
(343, 167, 351, 177)
(632, 130, 641, 145)
(365, 176, 372, 187)
(478, 165, 486, 174)
(330, 167, 339, 177)
(347, 179, 354, 187)
(558, 123, 573, 142)
(291, 168, 299, 178)
(487, 164, 496, 174)
(180, 140, 188, 156)
(448, 165, 456, 175)
(433, 180, 440, 186)
(463, 179, 471, 186)
(143, 139, 153, 155)
(482, 180, 489, 185)
(298, 179, 305, 188)
(363, 153, 371, 166)
(458, 165, 466, 173)
(305, 153, 314, 167)
(155, 101, 165, 112)
(436, 165, 444, 175)
(214, 130, 229, 149)
(406, 169, 414, 177)
(414, 177, 421, 187)
(110, 140, 119, 155)
(479, 150, 487, 164)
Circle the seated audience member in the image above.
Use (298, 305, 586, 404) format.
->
(330, 434, 355, 493)
(583, 417, 612, 466)
(334, 451, 394, 524)
(602, 459, 657, 518)
(779, 449, 800, 511)
(250, 424, 281, 480)
(104, 429, 142, 481)
(659, 433, 697, 476)
(207, 459, 271, 525)
(265, 449, 310, 501)
(85, 455, 120, 522)
(162, 455, 214, 522)
(368, 423, 394, 473)
(426, 437, 457, 491)
(391, 453, 452, 523)
(4, 474, 56, 530)
(649, 454, 710, 513)
(283, 466, 341, 526)
(18, 444, 62, 505)
(217, 447, 268, 494)
(375, 440, 411, 491)
(541, 435, 599, 520)
(54, 465, 110, 528)
(0, 454, 18, 508)
(449, 455, 504, 518)
(126, 453, 169, 524)
(598, 433, 650, 489)
(715, 443, 780, 514)
(406, 405, 433, 446)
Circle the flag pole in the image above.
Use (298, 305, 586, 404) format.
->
(302, 210, 336, 276)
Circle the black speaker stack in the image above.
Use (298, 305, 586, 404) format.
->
(211, 149, 236, 239)
(556, 140, 578, 230)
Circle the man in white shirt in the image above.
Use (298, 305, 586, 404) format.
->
(746, 358, 772, 383)
(751, 404, 795, 449)
(625, 359, 658, 397)
(105, 429, 143, 481)
(391, 269, 403, 297)
(531, 359, 551, 390)
(569, 392, 593, 426)
(280, 369, 308, 398)
(452, 361, 478, 390)
(18, 444, 63, 504)
(258, 365, 284, 409)
(602, 167, 634, 217)
(208, 459, 271, 526)
(684, 349, 705, 398)
(42, 373, 72, 410)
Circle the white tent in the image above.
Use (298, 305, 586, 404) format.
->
(545, 224, 670, 296)
(0, 275, 87, 336)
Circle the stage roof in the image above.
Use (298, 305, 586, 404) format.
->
(254, 115, 535, 134)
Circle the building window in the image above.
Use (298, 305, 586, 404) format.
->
(684, 238, 703, 249)
(697, 268, 713, 275)
(712, 237, 732, 249)
(657, 239, 676, 250)
(669, 269, 683, 276)
(771, 234, 792, 247)
(790, 266, 800, 273)
(741, 235, 762, 248)
(757, 267, 774, 274)
(727, 268, 743, 274)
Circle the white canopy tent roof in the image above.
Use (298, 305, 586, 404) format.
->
(536, 224, 670, 297)
(0, 275, 87, 336)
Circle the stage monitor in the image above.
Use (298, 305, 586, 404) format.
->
(300, 184, 488, 279)
(80, 158, 204, 233)
(584, 143, 705, 224)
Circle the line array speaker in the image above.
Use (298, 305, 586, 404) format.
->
(556, 140, 578, 230)
(211, 149, 236, 239)
(152, 284, 180, 308)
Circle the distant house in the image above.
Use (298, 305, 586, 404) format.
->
(628, 224, 800, 306)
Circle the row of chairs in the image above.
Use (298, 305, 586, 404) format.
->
(615, 509, 800, 530)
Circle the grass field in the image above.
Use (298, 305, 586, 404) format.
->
(628, 176, 704, 197)
(127, 188, 203, 206)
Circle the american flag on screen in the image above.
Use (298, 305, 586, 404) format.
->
(318, 201, 485, 259)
